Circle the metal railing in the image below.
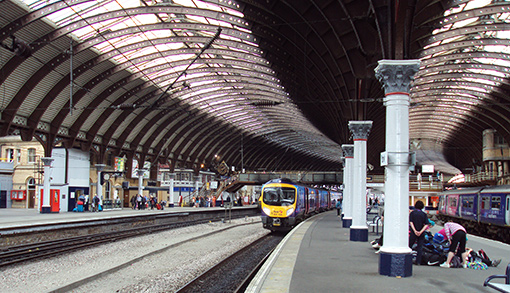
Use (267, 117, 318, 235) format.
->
(464, 171, 498, 183)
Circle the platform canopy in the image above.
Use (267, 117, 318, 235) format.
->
(0, 0, 509, 175)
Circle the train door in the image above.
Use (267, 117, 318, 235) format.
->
(305, 188, 309, 214)
(327, 191, 331, 209)
(506, 195, 510, 225)
(315, 189, 321, 212)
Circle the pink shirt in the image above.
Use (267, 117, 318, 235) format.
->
(443, 222, 466, 241)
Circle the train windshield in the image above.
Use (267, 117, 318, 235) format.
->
(263, 187, 295, 206)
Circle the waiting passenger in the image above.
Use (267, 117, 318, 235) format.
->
(335, 199, 342, 217)
(409, 200, 430, 265)
(93, 194, 100, 212)
(136, 194, 142, 210)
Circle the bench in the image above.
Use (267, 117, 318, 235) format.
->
(367, 216, 382, 235)
(484, 263, 510, 292)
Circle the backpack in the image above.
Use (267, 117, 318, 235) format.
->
(421, 251, 446, 266)
(450, 255, 463, 268)
(433, 232, 445, 244)
(478, 249, 489, 260)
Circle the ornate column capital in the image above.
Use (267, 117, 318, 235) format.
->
(41, 157, 54, 167)
(374, 59, 420, 95)
(136, 168, 147, 177)
(348, 121, 373, 140)
(342, 144, 354, 158)
(95, 164, 106, 172)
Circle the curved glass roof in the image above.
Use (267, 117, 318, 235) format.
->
(14, 0, 342, 165)
(411, 0, 510, 174)
(6, 0, 510, 174)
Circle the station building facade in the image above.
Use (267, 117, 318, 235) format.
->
(0, 135, 217, 211)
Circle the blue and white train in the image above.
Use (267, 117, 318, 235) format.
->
(259, 178, 337, 232)
(437, 185, 510, 243)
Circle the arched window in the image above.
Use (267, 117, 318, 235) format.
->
(27, 177, 36, 188)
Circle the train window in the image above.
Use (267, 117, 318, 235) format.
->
(491, 197, 501, 210)
(262, 187, 295, 206)
(481, 196, 490, 209)
(462, 198, 473, 209)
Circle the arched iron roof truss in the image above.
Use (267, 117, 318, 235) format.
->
(3, 0, 510, 176)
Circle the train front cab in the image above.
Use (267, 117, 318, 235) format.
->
(260, 182, 304, 231)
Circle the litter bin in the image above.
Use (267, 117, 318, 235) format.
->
(77, 200, 84, 212)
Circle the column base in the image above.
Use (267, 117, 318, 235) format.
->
(350, 227, 368, 242)
(342, 218, 352, 228)
(40, 206, 51, 213)
(379, 251, 413, 277)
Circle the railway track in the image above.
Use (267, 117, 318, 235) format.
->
(175, 233, 284, 293)
(0, 217, 238, 267)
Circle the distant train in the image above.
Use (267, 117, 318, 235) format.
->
(437, 185, 510, 243)
(259, 178, 339, 232)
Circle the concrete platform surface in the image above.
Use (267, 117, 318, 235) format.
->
(0, 206, 255, 229)
(248, 211, 509, 293)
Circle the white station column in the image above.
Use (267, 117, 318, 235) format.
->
(340, 156, 345, 218)
(137, 169, 146, 196)
(168, 173, 175, 207)
(96, 164, 106, 200)
(40, 157, 54, 213)
(375, 59, 420, 277)
(348, 121, 372, 242)
(341, 145, 354, 228)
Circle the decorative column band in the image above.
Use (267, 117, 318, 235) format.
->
(353, 138, 367, 142)
(385, 92, 410, 96)
(374, 59, 421, 95)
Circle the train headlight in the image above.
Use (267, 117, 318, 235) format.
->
(286, 207, 295, 216)
(262, 206, 271, 216)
